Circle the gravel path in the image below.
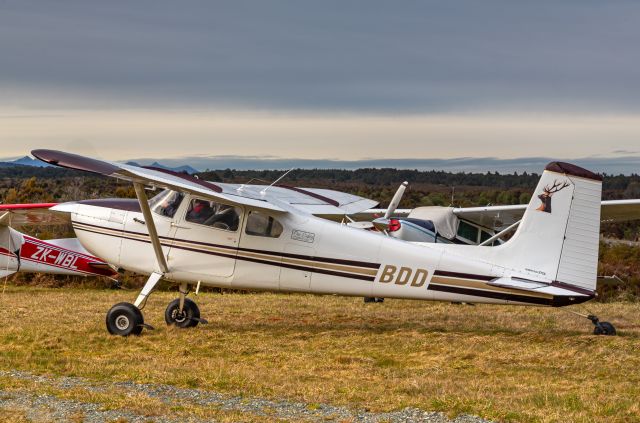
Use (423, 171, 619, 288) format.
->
(0, 370, 493, 423)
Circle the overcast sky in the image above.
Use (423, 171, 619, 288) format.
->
(1, 1, 639, 166)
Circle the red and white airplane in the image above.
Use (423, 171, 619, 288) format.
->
(31, 149, 618, 337)
(0, 203, 118, 281)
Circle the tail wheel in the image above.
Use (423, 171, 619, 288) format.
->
(106, 302, 144, 336)
(593, 321, 616, 336)
(165, 298, 200, 328)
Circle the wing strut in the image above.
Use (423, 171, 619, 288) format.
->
(478, 219, 521, 246)
(133, 183, 169, 274)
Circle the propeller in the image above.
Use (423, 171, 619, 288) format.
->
(346, 181, 408, 232)
(384, 181, 408, 219)
(372, 181, 408, 232)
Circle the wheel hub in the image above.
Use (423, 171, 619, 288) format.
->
(115, 315, 130, 330)
(172, 308, 187, 323)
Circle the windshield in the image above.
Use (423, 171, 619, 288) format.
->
(149, 189, 184, 218)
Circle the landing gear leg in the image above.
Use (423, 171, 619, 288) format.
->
(165, 282, 207, 328)
(105, 272, 162, 336)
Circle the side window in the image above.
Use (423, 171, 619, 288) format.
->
(185, 198, 240, 231)
(151, 190, 184, 218)
(245, 211, 283, 238)
(480, 230, 493, 244)
(457, 221, 479, 243)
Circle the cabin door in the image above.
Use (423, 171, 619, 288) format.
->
(167, 196, 242, 282)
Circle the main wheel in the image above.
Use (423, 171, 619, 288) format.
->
(165, 298, 200, 328)
(593, 321, 616, 336)
(364, 297, 384, 303)
(106, 302, 144, 336)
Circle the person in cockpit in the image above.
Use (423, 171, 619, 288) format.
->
(187, 199, 214, 224)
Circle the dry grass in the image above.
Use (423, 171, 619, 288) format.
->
(0, 286, 639, 422)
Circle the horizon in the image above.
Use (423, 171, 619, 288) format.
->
(1, 2, 639, 163)
(4, 153, 640, 175)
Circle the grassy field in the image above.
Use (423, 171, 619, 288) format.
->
(0, 286, 639, 422)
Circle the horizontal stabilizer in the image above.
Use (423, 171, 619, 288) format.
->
(488, 277, 549, 291)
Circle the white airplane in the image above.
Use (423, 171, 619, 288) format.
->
(359, 184, 640, 246)
(0, 203, 118, 280)
(32, 149, 617, 336)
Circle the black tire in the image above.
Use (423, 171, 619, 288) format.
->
(364, 297, 384, 303)
(165, 298, 200, 328)
(106, 302, 144, 336)
(593, 321, 617, 336)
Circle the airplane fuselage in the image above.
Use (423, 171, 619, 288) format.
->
(66, 197, 591, 307)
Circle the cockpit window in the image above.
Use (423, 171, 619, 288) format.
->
(185, 198, 240, 231)
(245, 211, 283, 238)
(150, 190, 184, 218)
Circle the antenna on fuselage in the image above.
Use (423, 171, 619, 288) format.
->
(260, 168, 295, 195)
(237, 178, 269, 192)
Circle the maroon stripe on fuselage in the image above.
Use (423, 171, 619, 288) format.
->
(432, 270, 494, 282)
(73, 220, 381, 270)
(72, 222, 377, 282)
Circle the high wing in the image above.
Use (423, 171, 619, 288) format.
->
(599, 199, 640, 222)
(31, 150, 378, 216)
(214, 183, 378, 216)
(452, 199, 640, 230)
(0, 203, 69, 227)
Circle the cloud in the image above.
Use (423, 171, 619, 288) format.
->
(1, 1, 639, 113)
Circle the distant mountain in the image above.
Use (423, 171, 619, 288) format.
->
(0, 162, 25, 168)
(124, 161, 198, 175)
(149, 161, 199, 174)
(11, 156, 52, 167)
(0, 156, 51, 168)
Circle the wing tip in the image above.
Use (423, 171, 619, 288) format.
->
(31, 149, 119, 175)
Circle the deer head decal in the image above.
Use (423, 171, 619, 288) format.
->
(536, 179, 570, 213)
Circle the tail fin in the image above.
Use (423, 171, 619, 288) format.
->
(504, 162, 602, 291)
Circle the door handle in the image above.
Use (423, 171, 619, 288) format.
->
(133, 217, 145, 225)
(171, 222, 190, 229)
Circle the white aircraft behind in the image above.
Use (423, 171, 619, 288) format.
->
(358, 186, 640, 246)
(32, 150, 617, 336)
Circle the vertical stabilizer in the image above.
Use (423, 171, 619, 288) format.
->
(504, 162, 602, 291)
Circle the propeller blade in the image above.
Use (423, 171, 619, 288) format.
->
(372, 217, 390, 232)
(384, 181, 408, 219)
